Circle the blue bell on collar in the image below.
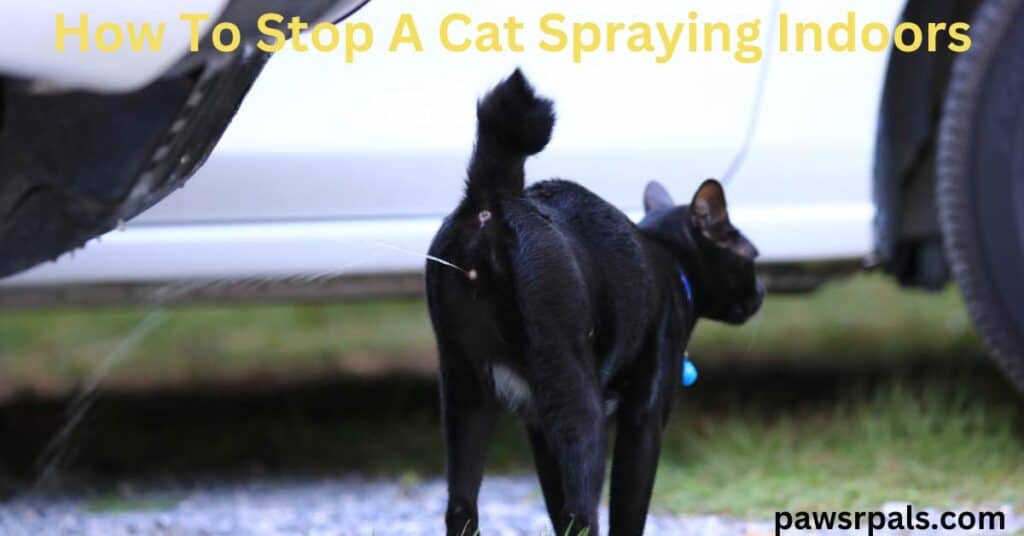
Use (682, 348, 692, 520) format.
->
(682, 352, 698, 387)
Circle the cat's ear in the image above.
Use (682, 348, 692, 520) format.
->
(643, 181, 675, 214)
(689, 179, 728, 229)
(689, 179, 758, 259)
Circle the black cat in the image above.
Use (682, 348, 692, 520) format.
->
(425, 69, 764, 536)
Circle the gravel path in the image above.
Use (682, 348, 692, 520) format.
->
(1, 476, 1019, 535)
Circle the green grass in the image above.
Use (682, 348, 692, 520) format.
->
(690, 272, 979, 362)
(0, 274, 980, 392)
(0, 299, 436, 393)
(654, 377, 1024, 516)
(1, 274, 1021, 517)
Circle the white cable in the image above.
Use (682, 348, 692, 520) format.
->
(720, 0, 784, 185)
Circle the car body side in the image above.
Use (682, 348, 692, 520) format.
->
(0, 0, 973, 304)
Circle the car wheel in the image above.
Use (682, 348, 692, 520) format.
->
(937, 0, 1024, 393)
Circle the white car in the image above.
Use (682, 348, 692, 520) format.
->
(1, 0, 1022, 392)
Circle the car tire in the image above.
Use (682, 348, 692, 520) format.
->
(937, 0, 1024, 393)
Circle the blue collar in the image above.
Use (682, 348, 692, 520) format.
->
(677, 267, 699, 387)
(677, 267, 694, 315)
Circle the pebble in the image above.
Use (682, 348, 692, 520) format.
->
(0, 476, 1018, 535)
